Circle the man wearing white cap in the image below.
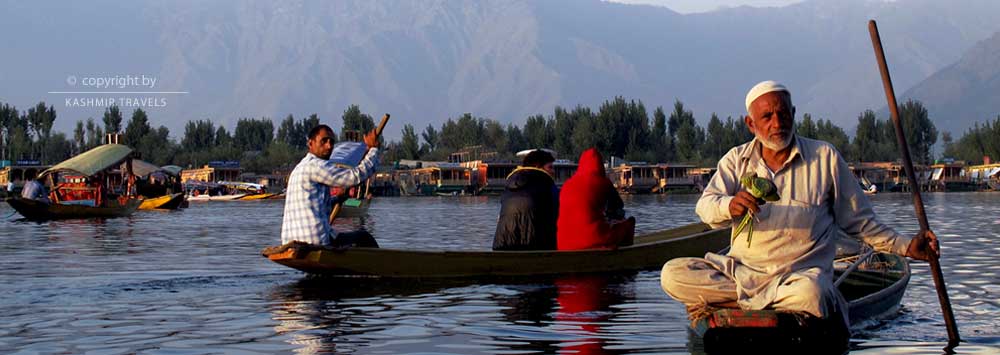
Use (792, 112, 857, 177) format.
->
(659, 80, 940, 327)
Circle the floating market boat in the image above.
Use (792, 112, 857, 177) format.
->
(262, 223, 728, 277)
(688, 250, 910, 353)
(6, 144, 142, 220)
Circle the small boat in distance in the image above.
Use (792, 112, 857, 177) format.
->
(138, 193, 184, 210)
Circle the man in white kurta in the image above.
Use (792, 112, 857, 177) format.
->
(660, 81, 939, 323)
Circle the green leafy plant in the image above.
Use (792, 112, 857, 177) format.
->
(733, 172, 780, 248)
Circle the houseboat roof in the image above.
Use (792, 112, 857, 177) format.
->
(41, 144, 133, 178)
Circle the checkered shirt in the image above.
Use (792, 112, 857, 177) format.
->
(281, 149, 379, 245)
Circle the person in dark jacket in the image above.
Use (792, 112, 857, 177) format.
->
(492, 150, 559, 250)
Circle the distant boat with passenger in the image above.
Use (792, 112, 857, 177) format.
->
(6, 143, 142, 220)
(262, 223, 728, 277)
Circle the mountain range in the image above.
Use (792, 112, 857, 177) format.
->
(2, 0, 999, 139)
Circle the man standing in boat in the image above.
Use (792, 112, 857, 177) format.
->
(660, 80, 940, 325)
(281, 124, 380, 248)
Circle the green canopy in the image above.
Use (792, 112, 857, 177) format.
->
(41, 144, 133, 178)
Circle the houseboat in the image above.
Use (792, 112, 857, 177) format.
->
(474, 161, 518, 194)
(406, 163, 475, 196)
(611, 163, 659, 194)
(965, 162, 1000, 191)
(929, 161, 977, 192)
(654, 164, 699, 193)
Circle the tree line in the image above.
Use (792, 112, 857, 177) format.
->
(0, 97, 994, 175)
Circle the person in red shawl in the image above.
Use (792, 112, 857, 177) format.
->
(557, 148, 635, 250)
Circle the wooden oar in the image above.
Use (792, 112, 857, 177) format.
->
(868, 19, 960, 346)
(330, 113, 390, 223)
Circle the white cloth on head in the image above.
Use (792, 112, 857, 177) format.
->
(745, 80, 789, 113)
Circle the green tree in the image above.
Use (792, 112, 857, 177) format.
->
(137, 126, 176, 165)
(400, 124, 420, 160)
(523, 114, 552, 149)
(341, 105, 374, 140)
(703, 113, 727, 163)
(73, 120, 85, 155)
(102, 105, 123, 133)
(181, 120, 216, 152)
(483, 120, 508, 156)
(796, 113, 818, 139)
(552, 106, 578, 157)
(216, 126, 233, 147)
(669, 100, 702, 162)
(815, 118, 852, 159)
(650, 106, 673, 162)
(123, 108, 151, 148)
(421, 124, 439, 155)
(852, 110, 880, 162)
(85, 118, 103, 150)
(506, 124, 527, 156)
(898, 99, 937, 165)
(234, 118, 274, 151)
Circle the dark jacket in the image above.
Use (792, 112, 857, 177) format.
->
(492, 167, 559, 250)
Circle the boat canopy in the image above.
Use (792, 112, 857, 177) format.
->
(41, 144, 133, 178)
(130, 159, 163, 178)
(161, 165, 183, 176)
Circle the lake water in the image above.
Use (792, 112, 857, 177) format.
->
(2, 193, 999, 354)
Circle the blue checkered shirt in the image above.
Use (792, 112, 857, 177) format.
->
(281, 149, 379, 245)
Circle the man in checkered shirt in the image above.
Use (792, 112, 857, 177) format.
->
(281, 124, 380, 247)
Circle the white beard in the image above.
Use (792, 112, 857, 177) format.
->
(756, 132, 793, 151)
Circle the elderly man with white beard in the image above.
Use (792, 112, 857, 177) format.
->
(659, 80, 940, 327)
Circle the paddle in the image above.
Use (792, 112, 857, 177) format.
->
(868, 20, 960, 346)
(329, 113, 390, 223)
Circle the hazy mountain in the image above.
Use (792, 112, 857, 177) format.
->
(898, 30, 1000, 136)
(2, 0, 999, 139)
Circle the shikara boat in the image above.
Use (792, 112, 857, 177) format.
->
(132, 159, 185, 210)
(6, 144, 142, 221)
(7, 197, 141, 220)
(688, 251, 910, 353)
(138, 193, 184, 210)
(263, 223, 729, 277)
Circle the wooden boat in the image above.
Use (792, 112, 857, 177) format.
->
(7, 196, 141, 220)
(239, 192, 279, 200)
(138, 193, 184, 210)
(209, 193, 246, 201)
(688, 251, 910, 353)
(263, 223, 729, 277)
(7, 144, 142, 221)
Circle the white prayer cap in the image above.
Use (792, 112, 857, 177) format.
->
(745, 80, 790, 113)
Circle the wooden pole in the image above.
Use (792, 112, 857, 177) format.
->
(330, 114, 390, 223)
(868, 19, 960, 346)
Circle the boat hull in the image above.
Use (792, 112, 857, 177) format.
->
(138, 193, 184, 210)
(7, 197, 141, 220)
(264, 223, 728, 277)
(239, 193, 278, 200)
(689, 253, 910, 353)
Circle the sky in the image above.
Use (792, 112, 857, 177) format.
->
(608, 0, 804, 13)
